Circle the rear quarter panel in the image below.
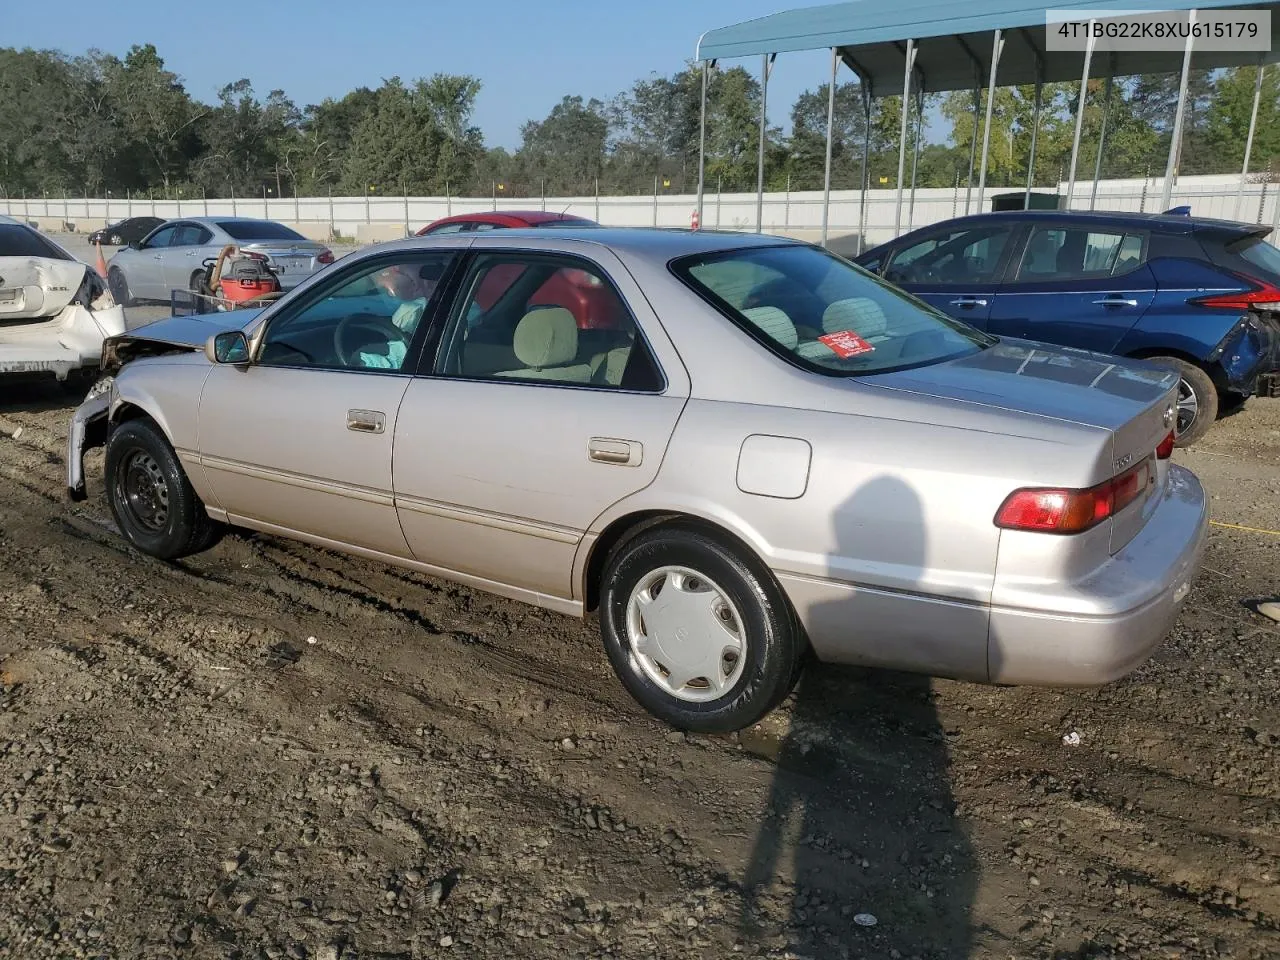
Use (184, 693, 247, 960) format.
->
(1115, 256, 1245, 362)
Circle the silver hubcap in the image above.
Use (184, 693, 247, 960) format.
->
(1175, 377, 1198, 436)
(624, 566, 746, 702)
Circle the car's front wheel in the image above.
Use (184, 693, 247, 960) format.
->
(599, 524, 807, 732)
(1149, 357, 1218, 446)
(105, 418, 222, 560)
(107, 267, 132, 307)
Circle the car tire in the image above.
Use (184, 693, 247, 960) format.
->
(107, 267, 133, 307)
(1149, 357, 1218, 446)
(105, 418, 222, 560)
(598, 524, 807, 733)
(190, 270, 210, 314)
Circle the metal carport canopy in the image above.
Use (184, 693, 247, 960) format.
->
(696, 0, 1280, 95)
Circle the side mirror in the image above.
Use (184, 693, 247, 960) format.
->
(206, 330, 250, 365)
(128, 240, 142, 250)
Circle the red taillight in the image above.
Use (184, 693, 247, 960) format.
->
(317, 249, 335, 265)
(1156, 430, 1175, 459)
(1190, 271, 1280, 310)
(995, 458, 1152, 534)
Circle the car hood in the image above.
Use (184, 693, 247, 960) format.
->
(125, 309, 266, 347)
(99, 308, 267, 374)
(863, 338, 1179, 431)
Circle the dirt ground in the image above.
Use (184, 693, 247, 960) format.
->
(2, 297, 1280, 958)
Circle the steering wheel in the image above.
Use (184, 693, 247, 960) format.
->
(333, 313, 410, 367)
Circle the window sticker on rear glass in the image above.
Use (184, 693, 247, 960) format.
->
(817, 330, 875, 358)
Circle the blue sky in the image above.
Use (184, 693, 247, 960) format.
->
(7, 0, 851, 149)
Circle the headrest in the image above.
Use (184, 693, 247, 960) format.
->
(742, 306, 798, 349)
(513, 307, 579, 369)
(822, 297, 887, 337)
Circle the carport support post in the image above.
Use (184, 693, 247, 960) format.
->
(857, 85, 871, 255)
(756, 53, 774, 234)
(964, 86, 980, 214)
(908, 87, 924, 227)
(1090, 65, 1115, 211)
(893, 39, 917, 237)
(976, 29, 1005, 215)
(1065, 20, 1097, 209)
(1234, 58, 1266, 221)
(821, 47, 838, 248)
(1160, 9, 1197, 211)
(696, 59, 708, 227)
(1024, 76, 1043, 206)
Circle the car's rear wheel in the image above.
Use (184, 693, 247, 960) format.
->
(107, 266, 132, 307)
(105, 419, 222, 560)
(189, 270, 210, 314)
(598, 524, 807, 732)
(1149, 357, 1218, 446)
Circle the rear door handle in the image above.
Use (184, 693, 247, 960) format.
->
(949, 297, 988, 308)
(588, 437, 641, 466)
(1093, 295, 1139, 307)
(347, 409, 385, 434)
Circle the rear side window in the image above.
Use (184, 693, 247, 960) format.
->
(216, 220, 306, 241)
(1015, 226, 1146, 281)
(0, 224, 72, 260)
(1207, 233, 1280, 285)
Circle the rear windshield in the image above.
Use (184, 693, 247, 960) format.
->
(216, 220, 306, 241)
(0, 224, 73, 260)
(671, 244, 994, 376)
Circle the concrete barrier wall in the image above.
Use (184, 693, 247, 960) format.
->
(7, 175, 1278, 249)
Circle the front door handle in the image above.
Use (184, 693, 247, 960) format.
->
(588, 437, 641, 466)
(347, 409, 385, 434)
(1093, 295, 1138, 307)
(949, 297, 988, 308)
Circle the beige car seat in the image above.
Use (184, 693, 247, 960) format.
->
(494, 307, 595, 382)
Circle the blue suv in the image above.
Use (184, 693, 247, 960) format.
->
(855, 210, 1280, 444)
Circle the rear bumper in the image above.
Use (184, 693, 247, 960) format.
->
(1254, 313, 1280, 397)
(987, 464, 1208, 685)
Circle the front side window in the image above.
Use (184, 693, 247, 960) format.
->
(673, 244, 994, 376)
(884, 226, 1013, 285)
(142, 225, 178, 249)
(435, 253, 663, 390)
(257, 254, 454, 372)
(1016, 226, 1147, 281)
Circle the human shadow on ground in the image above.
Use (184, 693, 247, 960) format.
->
(740, 475, 979, 959)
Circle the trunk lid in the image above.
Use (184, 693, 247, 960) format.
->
(865, 339, 1179, 553)
(238, 240, 328, 281)
(0, 258, 88, 322)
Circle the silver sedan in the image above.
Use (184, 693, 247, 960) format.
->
(104, 216, 334, 304)
(68, 227, 1208, 732)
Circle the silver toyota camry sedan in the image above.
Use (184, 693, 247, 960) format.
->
(66, 228, 1208, 732)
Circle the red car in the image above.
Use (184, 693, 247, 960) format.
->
(415, 211, 620, 329)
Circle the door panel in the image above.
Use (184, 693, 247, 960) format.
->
(393, 380, 685, 597)
(199, 365, 412, 555)
(881, 222, 1017, 331)
(989, 224, 1155, 350)
(165, 224, 213, 292)
(132, 224, 178, 300)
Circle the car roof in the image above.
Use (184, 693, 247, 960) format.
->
(897, 208, 1265, 237)
(178, 216, 281, 226)
(428, 210, 595, 227)
(388, 226, 804, 261)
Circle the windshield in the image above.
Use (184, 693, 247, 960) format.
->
(0, 224, 73, 260)
(216, 220, 306, 242)
(671, 244, 994, 376)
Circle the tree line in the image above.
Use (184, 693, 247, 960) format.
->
(2, 43, 1279, 200)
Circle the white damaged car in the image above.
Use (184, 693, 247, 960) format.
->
(0, 221, 126, 393)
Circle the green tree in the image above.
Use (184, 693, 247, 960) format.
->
(517, 95, 611, 195)
(1205, 65, 1280, 176)
(101, 44, 204, 190)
